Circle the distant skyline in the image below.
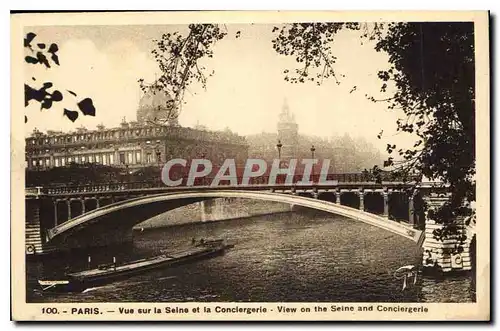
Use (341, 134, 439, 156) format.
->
(23, 24, 418, 154)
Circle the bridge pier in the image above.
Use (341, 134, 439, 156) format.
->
(358, 189, 365, 211)
(52, 199, 58, 226)
(335, 190, 341, 205)
(66, 199, 71, 220)
(408, 194, 415, 227)
(25, 197, 56, 255)
(420, 190, 474, 274)
(382, 191, 389, 218)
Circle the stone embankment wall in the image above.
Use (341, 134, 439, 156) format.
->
(422, 218, 474, 273)
(136, 198, 292, 228)
(421, 193, 475, 274)
(25, 199, 55, 255)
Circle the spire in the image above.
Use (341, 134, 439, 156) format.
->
(282, 98, 290, 115)
(279, 98, 295, 124)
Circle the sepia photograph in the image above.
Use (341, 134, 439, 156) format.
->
(11, 11, 489, 320)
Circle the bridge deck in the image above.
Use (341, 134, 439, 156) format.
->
(27, 181, 416, 197)
(45, 190, 423, 245)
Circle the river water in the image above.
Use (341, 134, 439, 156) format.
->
(27, 210, 475, 303)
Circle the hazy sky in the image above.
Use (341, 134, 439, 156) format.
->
(23, 24, 417, 153)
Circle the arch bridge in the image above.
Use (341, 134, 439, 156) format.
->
(26, 179, 425, 253)
(25, 179, 474, 274)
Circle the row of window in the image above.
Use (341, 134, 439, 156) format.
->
(27, 140, 164, 156)
(28, 127, 246, 147)
(28, 150, 159, 168)
(28, 127, 176, 146)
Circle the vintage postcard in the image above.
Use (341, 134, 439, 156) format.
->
(11, 11, 489, 321)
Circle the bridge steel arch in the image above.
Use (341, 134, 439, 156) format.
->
(47, 190, 424, 247)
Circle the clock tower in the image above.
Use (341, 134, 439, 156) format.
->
(277, 98, 299, 160)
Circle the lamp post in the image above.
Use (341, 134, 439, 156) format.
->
(275, 140, 283, 184)
(155, 146, 161, 166)
(310, 145, 316, 182)
(276, 140, 283, 160)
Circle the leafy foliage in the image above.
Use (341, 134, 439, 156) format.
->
(271, 22, 475, 243)
(145, 23, 476, 243)
(271, 23, 361, 85)
(24, 32, 95, 123)
(374, 23, 475, 242)
(139, 24, 227, 125)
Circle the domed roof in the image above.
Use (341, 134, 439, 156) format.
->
(137, 88, 177, 125)
(139, 88, 173, 110)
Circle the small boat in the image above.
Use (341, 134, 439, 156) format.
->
(194, 238, 234, 247)
(38, 240, 233, 292)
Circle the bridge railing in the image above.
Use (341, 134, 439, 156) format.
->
(25, 186, 46, 196)
(44, 181, 163, 194)
(29, 172, 417, 195)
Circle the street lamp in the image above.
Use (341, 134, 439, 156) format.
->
(310, 145, 316, 159)
(276, 140, 283, 160)
(310, 145, 316, 182)
(155, 146, 161, 166)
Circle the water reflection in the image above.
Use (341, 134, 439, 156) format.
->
(27, 210, 474, 303)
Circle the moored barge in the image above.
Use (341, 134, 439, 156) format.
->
(38, 240, 233, 292)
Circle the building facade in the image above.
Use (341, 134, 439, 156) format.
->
(25, 90, 248, 171)
(246, 99, 383, 173)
